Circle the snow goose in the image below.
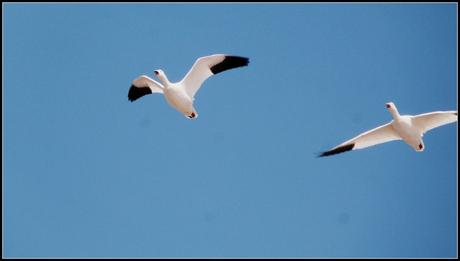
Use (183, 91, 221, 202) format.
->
(319, 102, 457, 157)
(128, 54, 249, 119)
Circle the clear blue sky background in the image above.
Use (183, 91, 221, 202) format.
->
(3, 3, 457, 258)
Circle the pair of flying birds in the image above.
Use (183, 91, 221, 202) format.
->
(128, 54, 457, 157)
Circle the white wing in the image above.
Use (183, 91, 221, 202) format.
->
(411, 111, 457, 134)
(179, 54, 249, 98)
(128, 75, 164, 102)
(320, 122, 401, 157)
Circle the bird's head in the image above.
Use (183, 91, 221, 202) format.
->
(385, 102, 400, 117)
(153, 69, 170, 85)
(154, 69, 164, 78)
(385, 102, 396, 111)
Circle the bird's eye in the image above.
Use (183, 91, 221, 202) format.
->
(154, 71, 159, 75)
(386, 104, 391, 109)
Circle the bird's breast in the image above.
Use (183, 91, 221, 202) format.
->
(393, 118, 421, 146)
(164, 87, 193, 112)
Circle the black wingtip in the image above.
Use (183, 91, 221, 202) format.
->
(210, 55, 250, 75)
(318, 143, 355, 157)
(128, 84, 152, 102)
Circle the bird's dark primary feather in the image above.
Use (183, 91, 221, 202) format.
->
(210, 56, 249, 75)
(319, 143, 355, 157)
(128, 85, 152, 102)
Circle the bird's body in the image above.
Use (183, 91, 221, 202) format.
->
(392, 115, 423, 151)
(128, 54, 249, 119)
(163, 83, 197, 119)
(320, 102, 457, 157)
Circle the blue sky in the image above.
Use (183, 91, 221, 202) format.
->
(3, 3, 457, 258)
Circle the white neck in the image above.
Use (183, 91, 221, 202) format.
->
(389, 107, 400, 120)
(157, 73, 172, 87)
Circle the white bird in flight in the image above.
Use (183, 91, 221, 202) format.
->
(320, 102, 457, 157)
(128, 54, 249, 119)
